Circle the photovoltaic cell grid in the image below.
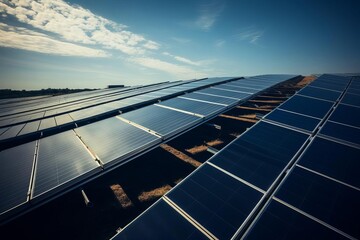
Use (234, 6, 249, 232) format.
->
(0, 75, 297, 222)
(113, 74, 360, 240)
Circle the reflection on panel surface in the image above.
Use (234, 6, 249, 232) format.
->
(0, 141, 35, 215)
(33, 131, 99, 198)
(210, 122, 309, 190)
(167, 164, 263, 239)
(75, 117, 161, 166)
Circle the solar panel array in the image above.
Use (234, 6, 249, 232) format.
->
(0, 77, 233, 145)
(113, 74, 359, 240)
(0, 74, 298, 223)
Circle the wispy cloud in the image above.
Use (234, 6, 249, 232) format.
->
(0, 0, 159, 56)
(130, 57, 207, 79)
(236, 26, 264, 44)
(163, 52, 200, 66)
(215, 39, 226, 47)
(171, 37, 191, 44)
(0, 23, 109, 57)
(194, 1, 225, 31)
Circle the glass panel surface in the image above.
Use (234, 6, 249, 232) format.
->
(18, 121, 40, 135)
(183, 92, 238, 105)
(198, 88, 251, 99)
(210, 121, 309, 190)
(33, 131, 99, 197)
(275, 167, 360, 238)
(297, 86, 341, 102)
(329, 104, 360, 128)
(113, 199, 207, 240)
(341, 92, 360, 107)
(167, 164, 263, 239)
(298, 137, 360, 188)
(244, 200, 348, 240)
(265, 109, 320, 132)
(158, 97, 225, 116)
(279, 95, 333, 119)
(0, 141, 36, 215)
(319, 121, 360, 146)
(75, 117, 161, 165)
(120, 105, 201, 137)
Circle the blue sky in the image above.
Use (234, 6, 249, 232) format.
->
(0, 0, 359, 90)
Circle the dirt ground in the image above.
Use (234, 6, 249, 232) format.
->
(0, 76, 313, 240)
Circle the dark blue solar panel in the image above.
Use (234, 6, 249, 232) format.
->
(279, 95, 334, 119)
(210, 121, 309, 190)
(243, 200, 348, 240)
(265, 109, 320, 132)
(341, 93, 360, 107)
(329, 104, 360, 128)
(0, 141, 35, 216)
(167, 164, 263, 239)
(298, 137, 360, 188)
(298, 86, 341, 102)
(113, 199, 207, 240)
(319, 121, 360, 146)
(309, 82, 346, 92)
(275, 167, 360, 238)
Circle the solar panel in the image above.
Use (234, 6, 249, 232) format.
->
(279, 95, 334, 119)
(18, 121, 40, 136)
(0, 141, 35, 216)
(112, 199, 208, 240)
(275, 166, 360, 238)
(167, 164, 263, 239)
(198, 88, 250, 99)
(209, 121, 309, 190)
(297, 86, 341, 102)
(319, 121, 360, 146)
(180, 92, 238, 105)
(32, 131, 100, 198)
(38, 117, 56, 130)
(297, 137, 360, 188)
(0, 124, 24, 140)
(119, 105, 202, 138)
(243, 200, 348, 240)
(264, 109, 321, 132)
(74, 117, 161, 167)
(328, 104, 360, 128)
(341, 92, 360, 107)
(157, 97, 225, 117)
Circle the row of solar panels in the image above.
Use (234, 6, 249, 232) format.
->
(113, 74, 359, 240)
(0, 78, 236, 144)
(0, 74, 298, 223)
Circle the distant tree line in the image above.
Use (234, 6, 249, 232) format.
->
(0, 88, 98, 99)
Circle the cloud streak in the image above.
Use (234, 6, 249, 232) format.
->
(0, 23, 109, 57)
(194, 1, 225, 31)
(236, 26, 264, 44)
(130, 57, 207, 79)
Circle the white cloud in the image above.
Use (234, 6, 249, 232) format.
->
(130, 57, 207, 79)
(0, 0, 160, 56)
(0, 23, 109, 57)
(195, 1, 225, 31)
(236, 26, 264, 44)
